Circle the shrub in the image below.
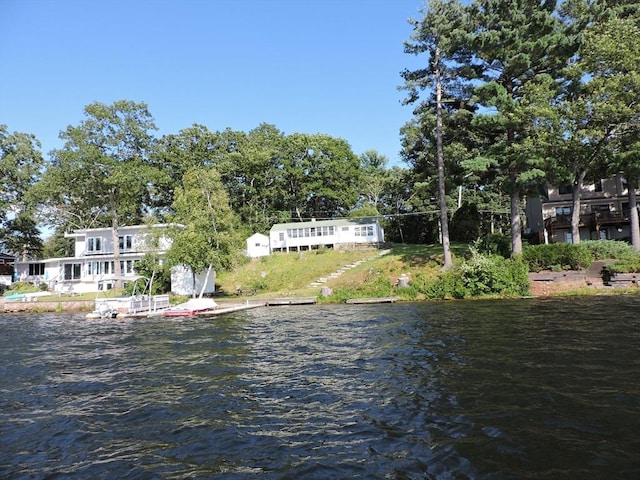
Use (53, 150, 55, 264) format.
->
(418, 251, 529, 299)
(329, 275, 394, 302)
(608, 256, 640, 273)
(522, 243, 593, 271)
(4, 281, 39, 295)
(475, 233, 511, 258)
(581, 240, 637, 261)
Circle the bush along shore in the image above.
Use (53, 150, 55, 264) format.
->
(3, 240, 640, 313)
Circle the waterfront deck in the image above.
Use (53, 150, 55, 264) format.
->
(346, 297, 397, 304)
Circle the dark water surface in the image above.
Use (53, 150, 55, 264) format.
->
(1, 296, 639, 479)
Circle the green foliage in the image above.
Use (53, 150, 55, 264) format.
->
(608, 256, 640, 274)
(576, 240, 640, 273)
(131, 254, 171, 294)
(123, 277, 148, 296)
(0, 125, 44, 218)
(523, 243, 593, 271)
(0, 213, 43, 259)
(41, 230, 74, 258)
(416, 251, 529, 299)
(330, 275, 395, 303)
(251, 278, 268, 292)
(4, 281, 39, 295)
(580, 240, 638, 261)
(475, 233, 511, 258)
(217, 249, 382, 296)
(168, 168, 243, 276)
(35, 100, 159, 230)
(450, 202, 481, 242)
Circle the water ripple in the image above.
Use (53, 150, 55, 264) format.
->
(2, 297, 640, 479)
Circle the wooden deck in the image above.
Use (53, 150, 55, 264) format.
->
(346, 297, 397, 304)
(266, 297, 317, 306)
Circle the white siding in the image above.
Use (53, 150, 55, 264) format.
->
(246, 233, 270, 258)
(269, 219, 383, 252)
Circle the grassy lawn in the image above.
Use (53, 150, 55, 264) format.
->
(3, 243, 471, 303)
(216, 243, 471, 298)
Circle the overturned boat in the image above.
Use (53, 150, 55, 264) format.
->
(163, 297, 218, 317)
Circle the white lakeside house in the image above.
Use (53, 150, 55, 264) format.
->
(13, 224, 215, 295)
(269, 217, 384, 253)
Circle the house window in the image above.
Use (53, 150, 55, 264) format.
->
(119, 235, 133, 251)
(341, 226, 349, 231)
(278, 232, 284, 241)
(556, 206, 572, 217)
(558, 184, 572, 195)
(594, 179, 603, 192)
(119, 260, 134, 274)
(87, 237, 102, 253)
(564, 232, 573, 243)
(355, 226, 374, 236)
(28, 263, 45, 276)
(64, 263, 82, 280)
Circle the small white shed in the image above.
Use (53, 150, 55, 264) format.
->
(246, 233, 270, 258)
(170, 265, 216, 296)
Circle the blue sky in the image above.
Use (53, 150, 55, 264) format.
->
(1, 0, 427, 167)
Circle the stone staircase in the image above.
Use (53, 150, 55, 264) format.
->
(308, 249, 391, 287)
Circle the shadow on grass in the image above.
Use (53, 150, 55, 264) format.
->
(392, 242, 471, 268)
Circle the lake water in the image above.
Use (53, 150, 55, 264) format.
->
(1, 296, 639, 479)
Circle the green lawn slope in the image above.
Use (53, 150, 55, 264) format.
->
(216, 243, 470, 300)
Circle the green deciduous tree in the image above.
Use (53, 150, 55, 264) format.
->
(357, 150, 389, 215)
(0, 126, 44, 261)
(167, 168, 243, 296)
(0, 213, 43, 261)
(35, 100, 159, 285)
(0, 125, 44, 222)
(280, 133, 361, 220)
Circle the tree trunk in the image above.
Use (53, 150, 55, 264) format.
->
(629, 177, 640, 251)
(111, 217, 122, 289)
(571, 170, 586, 244)
(510, 189, 522, 255)
(434, 44, 453, 270)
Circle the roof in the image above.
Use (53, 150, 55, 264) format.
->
(64, 223, 181, 238)
(247, 232, 269, 240)
(270, 217, 379, 232)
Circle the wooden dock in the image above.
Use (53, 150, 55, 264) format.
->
(193, 302, 265, 317)
(266, 297, 317, 306)
(346, 297, 397, 304)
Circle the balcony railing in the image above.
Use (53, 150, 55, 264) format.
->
(545, 210, 631, 229)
